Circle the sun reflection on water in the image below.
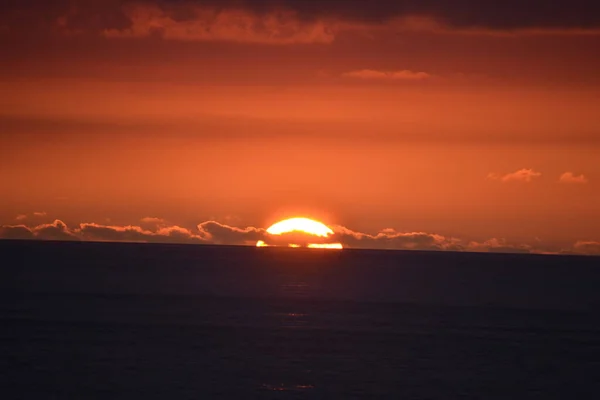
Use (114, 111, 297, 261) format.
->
(261, 383, 315, 392)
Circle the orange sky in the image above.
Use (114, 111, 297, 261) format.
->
(1, 0, 599, 254)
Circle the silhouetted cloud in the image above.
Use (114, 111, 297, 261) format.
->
(573, 241, 600, 255)
(0, 225, 36, 240)
(33, 211, 47, 217)
(466, 238, 533, 254)
(77, 223, 205, 244)
(559, 172, 588, 184)
(15, 214, 27, 221)
(36, 220, 78, 240)
(487, 168, 542, 183)
(0, 220, 78, 241)
(1, 218, 598, 256)
(0, 220, 204, 244)
(332, 225, 463, 251)
(342, 69, 431, 80)
(197, 221, 265, 245)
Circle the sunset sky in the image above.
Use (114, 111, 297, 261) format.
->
(1, 0, 599, 254)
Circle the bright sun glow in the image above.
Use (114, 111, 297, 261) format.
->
(257, 217, 343, 249)
(266, 217, 333, 237)
(308, 243, 344, 249)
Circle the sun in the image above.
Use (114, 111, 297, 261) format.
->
(257, 217, 343, 249)
(266, 217, 333, 237)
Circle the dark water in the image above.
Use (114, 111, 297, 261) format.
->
(1, 240, 600, 399)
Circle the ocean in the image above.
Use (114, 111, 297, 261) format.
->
(1, 240, 599, 399)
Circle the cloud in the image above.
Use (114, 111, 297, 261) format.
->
(572, 241, 600, 255)
(383, 15, 600, 37)
(2, 218, 599, 257)
(36, 220, 79, 240)
(4, 1, 599, 41)
(488, 168, 542, 183)
(12, 211, 49, 222)
(0, 220, 78, 241)
(342, 69, 431, 81)
(77, 223, 205, 244)
(559, 172, 588, 184)
(197, 221, 265, 245)
(2, 218, 464, 251)
(101, 4, 336, 44)
(0, 220, 205, 244)
(0, 225, 36, 240)
(331, 225, 463, 251)
(466, 238, 532, 254)
(197, 222, 464, 251)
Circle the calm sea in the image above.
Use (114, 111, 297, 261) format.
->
(1, 240, 599, 399)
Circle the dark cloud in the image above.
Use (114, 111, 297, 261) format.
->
(0, 0, 128, 32)
(240, 1, 600, 30)
(120, 1, 600, 29)
(98, 2, 336, 44)
(2, 0, 598, 41)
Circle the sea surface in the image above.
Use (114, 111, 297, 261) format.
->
(1, 240, 600, 399)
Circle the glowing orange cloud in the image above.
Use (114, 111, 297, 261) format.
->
(258, 217, 343, 249)
(559, 172, 588, 184)
(487, 168, 542, 183)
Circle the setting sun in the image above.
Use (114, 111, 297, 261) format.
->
(266, 218, 333, 237)
(257, 217, 343, 249)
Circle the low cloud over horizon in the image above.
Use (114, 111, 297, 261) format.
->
(1, 218, 598, 256)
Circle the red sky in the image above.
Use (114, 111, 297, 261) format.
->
(1, 0, 599, 254)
